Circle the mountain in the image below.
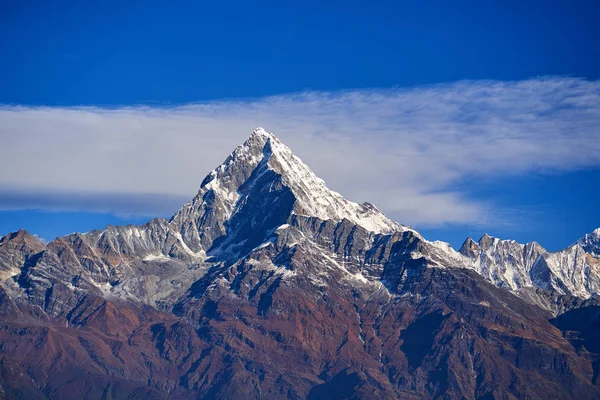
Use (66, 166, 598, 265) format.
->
(459, 233, 600, 306)
(578, 228, 600, 258)
(1, 128, 600, 399)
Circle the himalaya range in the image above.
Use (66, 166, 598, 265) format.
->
(1, 128, 599, 399)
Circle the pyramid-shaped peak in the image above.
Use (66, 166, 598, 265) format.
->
(250, 127, 274, 139)
(229, 127, 288, 164)
(242, 127, 280, 149)
(478, 233, 493, 242)
(477, 233, 497, 250)
(458, 237, 479, 258)
(170, 127, 406, 252)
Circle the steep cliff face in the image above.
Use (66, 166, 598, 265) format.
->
(1, 128, 599, 399)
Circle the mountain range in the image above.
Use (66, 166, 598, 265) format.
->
(1, 128, 599, 399)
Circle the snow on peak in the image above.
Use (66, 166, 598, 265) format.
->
(251, 126, 272, 138)
(255, 129, 402, 233)
(576, 228, 600, 244)
(174, 128, 404, 235)
(577, 227, 600, 258)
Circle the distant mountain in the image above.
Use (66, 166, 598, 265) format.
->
(1, 128, 599, 399)
(578, 228, 600, 258)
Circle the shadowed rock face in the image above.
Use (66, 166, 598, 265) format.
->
(1, 128, 600, 399)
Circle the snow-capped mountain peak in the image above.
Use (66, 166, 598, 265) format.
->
(249, 126, 273, 139)
(577, 227, 600, 258)
(170, 128, 403, 254)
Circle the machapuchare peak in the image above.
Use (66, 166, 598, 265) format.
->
(170, 128, 404, 256)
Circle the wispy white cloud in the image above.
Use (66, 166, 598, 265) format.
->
(1, 77, 599, 226)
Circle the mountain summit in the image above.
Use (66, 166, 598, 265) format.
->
(578, 227, 600, 257)
(170, 127, 402, 257)
(1, 128, 600, 399)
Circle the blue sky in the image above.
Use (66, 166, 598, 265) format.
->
(1, 0, 599, 250)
